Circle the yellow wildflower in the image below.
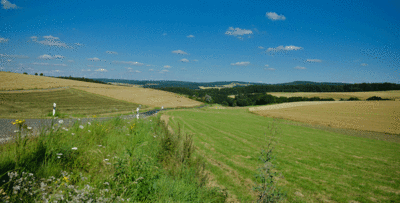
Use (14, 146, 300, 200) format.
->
(63, 176, 69, 183)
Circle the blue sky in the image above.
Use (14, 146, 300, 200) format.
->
(0, 0, 399, 83)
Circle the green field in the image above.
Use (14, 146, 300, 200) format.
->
(0, 88, 144, 118)
(163, 107, 400, 202)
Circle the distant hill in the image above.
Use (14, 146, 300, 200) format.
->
(276, 81, 350, 86)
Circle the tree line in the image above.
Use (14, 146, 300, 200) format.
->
(152, 82, 399, 107)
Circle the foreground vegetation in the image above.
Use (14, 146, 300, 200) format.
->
(0, 116, 228, 202)
(0, 88, 144, 118)
(164, 107, 400, 202)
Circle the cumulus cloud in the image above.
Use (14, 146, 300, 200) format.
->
(0, 54, 29, 59)
(163, 65, 171, 68)
(266, 12, 286, 21)
(361, 63, 368, 66)
(87, 57, 101, 61)
(32, 62, 67, 67)
(180, 58, 189, 63)
(258, 46, 264, 49)
(1, 0, 18, 9)
(294, 66, 306, 70)
(38, 54, 64, 60)
(95, 68, 107, 72)
(231, 61, 250, 66)
(265, 64, 269, 67)
(113, 61, 144, 66)
(0, 37, 9, 43)
(187, 35, 195, 38)
(35, 35, 68, 48)
(225, 27, 253, 36)
(106, 51, 118, 55)
(265, 68, 276, 71)
(306, 59, 322, 63)
(172, 50, 188, 55)
(267, 45, 303, 52)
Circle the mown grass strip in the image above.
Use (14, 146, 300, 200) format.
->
(164, 108, 400, 202)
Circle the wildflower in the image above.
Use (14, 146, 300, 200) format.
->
(71, 147, 78, 150)
(62, 177, 69, 183)
(58, 156, 61, 159)
(98, 145, 102, 147)
(79, 125, 84, 129)
(71, 133, 75, 135)
(57, 153, 63, 156)
(88, 122, 91, 125)
(104, 159, 109, 161)
(27, 126, 32, 130)
(104, 182, 109, 185)
(93, 115, 97, 118)
(14, 130, 20, 133)
(88, 130, 91, 132)
(65, 129, 69, 131)
(59, 120, 64, 124)
(106, 162, 111, 165)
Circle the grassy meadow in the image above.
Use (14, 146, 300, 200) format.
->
(163, 107, 400, 202)
(0, 88, 144, 118)
(0, 116, 227, 202)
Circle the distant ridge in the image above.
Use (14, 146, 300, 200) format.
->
(276, 81, 350, 86)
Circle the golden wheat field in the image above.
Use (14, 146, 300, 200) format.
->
(250, 101, 400, 134)
(0, 72, 203, 108)
(268, 91, 400, 101)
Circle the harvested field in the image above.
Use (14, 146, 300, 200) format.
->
(268, 91, 400, 101)
(250, 101, 400, 134)
(0, 72, 203, 108)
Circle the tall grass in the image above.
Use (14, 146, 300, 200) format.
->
(0, 116, 227, 202)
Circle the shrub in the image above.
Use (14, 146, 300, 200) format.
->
(23, 72, 28, 75)
(35, 73, 38, 76)
(348, 97, 360, 101)
(39, 73, 43, 76)
(366, 96, 389, 101)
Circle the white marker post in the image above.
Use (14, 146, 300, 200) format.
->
(161, 106, 163, 110)
(136, 107, 139, 120)
(53, 103, 56, 116)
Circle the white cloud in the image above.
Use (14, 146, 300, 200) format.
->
(193, 59, 198, 62)
(43, 35, 59, 40)
(231, 61, 250, 66)
(74, 43, 83, 46)
(0, 54, 29, 59)
(1, 0, 18, 9)
(146, 65, 151, 67)
(258, 46, 264, 49)
(172, 50, 188, 55)
(225, 27, 253, 36)
(106, 51, 118, 55)
(267, 45, 303, 52)
(87, 57, 101, 61)
(36, 36, 68, 48)
(159, 69, 169, 73)
(266, 12, 286, 21)
(306, 59, 322, 63)
(32, 62, 67, 67)
(38, 54, 53, 60)
(67, 60, 74, 63)
(125, 67, 132, 70)
(38, 54, 64, 60)
(113, 61, 144, 66)
(129, 70, 141, 73)
(30, 36, 38, 41)
(265, 64, 269, 67)
(149, 69, 154, 71)
(187, 35, 195, 38)
(0, 37, 9, 43)
(180, 58, 189, 63)
(164, 65, 171, 68)
(294, 66, 306, 70)
(95, 68, 107, 72)
(265, 68, 276, 71)
(361, 63, 368, 66)
(81, 69, 91, 72)
(87, 65, 104, 68)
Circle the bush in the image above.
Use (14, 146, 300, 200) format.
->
(39, 73, 43, 76)
(348, 97, 360, 101)
(34, 73, 38, 76)
(23, 72, 28, 75)
(366, 96, 388, 101)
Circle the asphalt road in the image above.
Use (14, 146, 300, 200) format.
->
(0, 105, 207, 144)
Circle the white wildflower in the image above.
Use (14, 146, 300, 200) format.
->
(57, 153, 63, 156)
(104, 182, 109, 185)
(98, 145, 102, 147)
(79, 125, 84, 129)
(71, 147, 78, 150)
(14, 130, 19, 133)
(71, 133, 75, 135)
(57, 156, 61, 159)
(88, 130, 91, 132)
(59, 120, 64, 124)
(88, 122, 91, 125)
(104, 159, 109, 161)
(27, 126, 32, 130)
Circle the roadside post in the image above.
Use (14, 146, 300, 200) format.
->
(161, 106, 163, 110)
(53, 103, 56, 116)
